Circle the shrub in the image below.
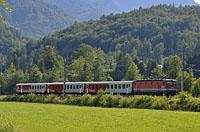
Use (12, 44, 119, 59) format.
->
(1, 92, 200, 112)
(44, 95, 58, 104)
(119, 98, 129, 108)
(150, 96, 168, 110)
(79, 95, 94, 106)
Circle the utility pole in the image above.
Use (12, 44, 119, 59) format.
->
(0, 84, 1, 95)
(63, 58, 67, 96)
(181, 44, 185, 92)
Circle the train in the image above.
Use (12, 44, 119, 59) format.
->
(16, 79, 177, 95)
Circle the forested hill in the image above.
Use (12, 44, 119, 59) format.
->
(2, 0, 75, 38)
(44, 0, 197, 21)
(96, 0, 197, 12)
(1, 0, 197, 38)
(0, 17, 28, 69)
(36, 5, 200, 60)
(44, 0, 108, 21)
(1, 5, 200, 94)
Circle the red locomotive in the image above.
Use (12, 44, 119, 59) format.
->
(16, 79, 177, 95)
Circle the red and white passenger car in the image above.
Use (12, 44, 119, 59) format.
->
(16, 79, 177, 95)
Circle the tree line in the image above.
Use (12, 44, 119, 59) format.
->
(0, 44, 199, 97)
(0, 4, 200, 96)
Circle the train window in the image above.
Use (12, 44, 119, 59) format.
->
(67, 85, 69, 89)
(115, 84, 117, 89)
(119, 84, 121, 89)
(111, 85, 113, 89)
(70, 85, 72, 89)
(123, 84, 126, 89)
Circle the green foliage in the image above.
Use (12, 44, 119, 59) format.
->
(29, 65, 43, 83)
(2, 63, 27, 94)
(113, 53, 132, 80)
(2, 0, 74, 38)
(67, 44, 111, 81)
(123, 62, 142, 80)
(35, 5, 200, 70)
(191, 79, 200, 97)
(1, 92, 200, 112)
(165, 55, 182, 79)
(177, 71, 196, 91)
(38, 45, 64, 82)
(0, 0, 12, 12)
(150, 65, 166, 79)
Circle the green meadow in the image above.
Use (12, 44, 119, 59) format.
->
(0, 102, 200, 132)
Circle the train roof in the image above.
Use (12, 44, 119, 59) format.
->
(135, 79, 176, 82)
(16, 80, 176, 85)
(16, 81, 134, 85)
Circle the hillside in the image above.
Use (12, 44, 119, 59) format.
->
(2, 0, 75, 38)
(98, 0, 197, 12)
(0, 17, 28, 70)
(36, 5, 200, 59)
(1, 0, 197, 38)
(45, 0, 197, 21)
(44, 0, 108, 21)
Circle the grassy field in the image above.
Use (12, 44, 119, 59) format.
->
(0, 102, 200, 132)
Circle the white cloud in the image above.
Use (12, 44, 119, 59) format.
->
(194, 0, 200, 4)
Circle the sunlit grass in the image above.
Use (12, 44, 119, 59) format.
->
(0, 102, 200, 132)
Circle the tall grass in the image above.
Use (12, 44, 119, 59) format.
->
(0, 114, 14, 132)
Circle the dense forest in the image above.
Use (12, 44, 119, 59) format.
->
(0, 0, 198, 38)
(1, 0, 75, 38)
(0, 5, 200, 96)
(45, 0, 197, 19)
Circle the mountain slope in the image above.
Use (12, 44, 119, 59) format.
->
(44, 0, 108, 21)
(35, 5, 200, 60)
(0, 17, 28, 68)
(98, 0, 197, 12)
(44, 0, 197, 21)
(3, 0, 75, 38)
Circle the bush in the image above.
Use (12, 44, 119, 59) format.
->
(79, 95, 95, 106)
(44, 95, 60, 104)
(1, 92, 200, 112)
